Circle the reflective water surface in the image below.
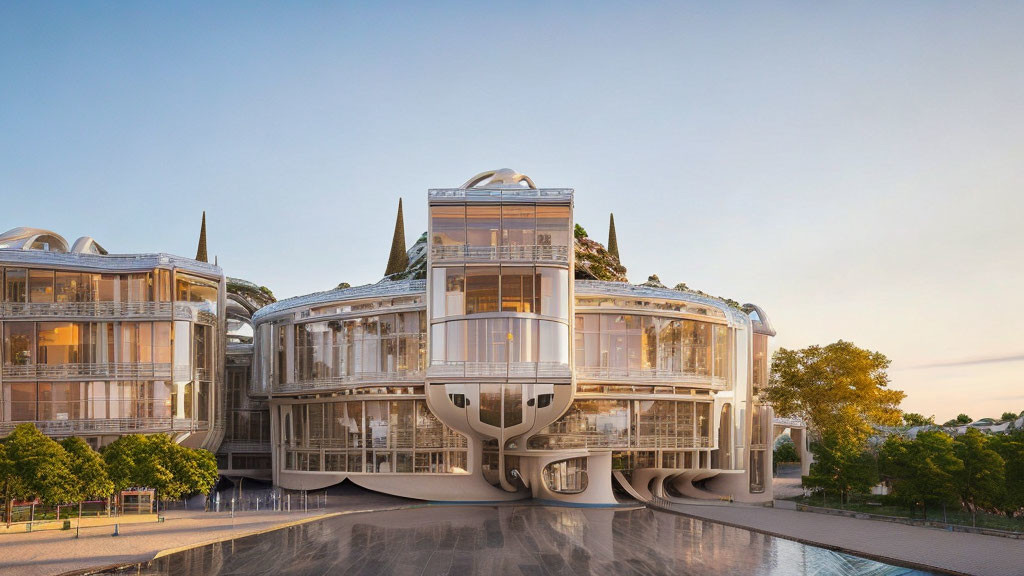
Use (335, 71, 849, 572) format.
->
(112, 505, 934, 575)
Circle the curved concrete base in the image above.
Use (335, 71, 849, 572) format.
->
(349, 473, 528, 502)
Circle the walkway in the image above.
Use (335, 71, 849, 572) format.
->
(0, 486, 413, 576)
(655, 500, 1024, 576)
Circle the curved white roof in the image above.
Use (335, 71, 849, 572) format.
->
(252, 279, 427, 324)
(574, 280, 752, 326)
(0, 227, 70, 252)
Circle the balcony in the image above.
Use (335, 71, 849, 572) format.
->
(573, 366, 729, 389)
(430, 244, 570, 264)
(3, 362, 174, 381)
(0, 417, 205, 437)
(428, 188, 573, 201)
(0, 301, 218, 324)
(427, 361, 571, 380)
(271, 370, 426, 394)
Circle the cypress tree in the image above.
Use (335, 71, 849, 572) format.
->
(607, 213, 620, 260)
(195, 211, 208, 263)
(385, 199, 409, 276)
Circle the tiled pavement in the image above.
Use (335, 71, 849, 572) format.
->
(0, 487, 413, 576)
(658, 501, 1024, 576)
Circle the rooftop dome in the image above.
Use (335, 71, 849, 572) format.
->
(460, 168, 537, 190)
(0, 227, 70, 253)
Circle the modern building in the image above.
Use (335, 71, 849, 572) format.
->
(248, 169, 778, 504)
(0, 226, 226, 451)
(0, 169, 778, 505)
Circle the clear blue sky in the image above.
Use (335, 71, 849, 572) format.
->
(3, 2, 1023, 421)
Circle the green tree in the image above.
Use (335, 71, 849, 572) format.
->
(765, 341, 904, 444)
(1, 424, 73, 525)
(774, 440, 800, 463)
(805, 432, 877, 506)
(1000, 412, 1019, 422)
(607, 213, 619, 260)
(902, 413, 935, 427)
(880, 431, 961, 518)
(103, 434, 172, 497)
(574, 223, 588, 239)
(989, 430, 1024, 515)
(953, 428, 1005, 516)
(61, 437, 113, 503)
(166, 443, 218, 502)
(956, 414, 972, 424)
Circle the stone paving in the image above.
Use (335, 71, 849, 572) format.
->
(659, 501, 1024, 576)
(0, 486, 412, 576)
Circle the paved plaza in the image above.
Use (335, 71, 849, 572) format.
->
(660, 501, 1024, 576)
(0, 487, 412, 576)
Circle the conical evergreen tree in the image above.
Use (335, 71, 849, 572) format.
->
(196, 212, 208, 263)
(607, 213, 620, 261)
(385, 199, 409, 276)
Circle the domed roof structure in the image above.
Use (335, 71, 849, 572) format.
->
(0, 227, 70, 252)
(460, 168, 537, 189)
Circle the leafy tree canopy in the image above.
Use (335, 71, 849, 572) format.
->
(956, 414, 972, 424)
(764, 340, 904, 445)
(1, 424, 73, 505)
(902, 413, 935, 427)
(1001, 412, 1019, 422)
(61, 437, 113, 502)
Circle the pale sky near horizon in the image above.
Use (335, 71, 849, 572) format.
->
(2, 3, 1022, 422)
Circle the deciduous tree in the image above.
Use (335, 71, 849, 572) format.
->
(954, 428, 1005, 514)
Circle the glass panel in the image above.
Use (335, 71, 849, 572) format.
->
(500, 266, 534, 313)
(466, 205, 500, 247)
(37, 322, 80, 364)
(432, 266, 465, 317)
(54, 272, 84, 303)
(4, 268, 27, 302)
(752, 333, 768, 389)
(536, 205, 571, 247)
(713, 325, 730, 380)
(543, 458, 588, 494)
(365, 401, 389, 449)
(5, 383, 37, 420)
(501, 205, 535, 247)
(536, 267, 567, 319)
(97, 274, 118, 302)
(430, 205, 466, 246)
(503, 384, 523, 427)
(28, 270, 54, 303)
(465, 267, 499, 314)
(528, 400, 630, 449)
(3, 322, 33, 365)
(173, 320, 191, 380)
(479, 383, 502, 427)
(538, 321, 569, 364)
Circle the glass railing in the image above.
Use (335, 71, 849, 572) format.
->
(573, 366, 729, 388)
(430, 244, 570, 263)
(2, 362, 174, 380)
(427, 361, 571, 379)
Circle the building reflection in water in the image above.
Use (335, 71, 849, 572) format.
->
(122, 507, 933, 576)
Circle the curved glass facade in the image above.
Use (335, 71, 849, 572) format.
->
(0, 263, 223, 444)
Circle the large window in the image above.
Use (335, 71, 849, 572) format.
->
(466, 205, 500, 247)
(465, 267, 499, 314)
(3, 322, 34, 365)
(29, 270, 54, 303)
(501, 205, 535, 247)
(4, 268, 27, 302)
(282, 400, 467, 474)
(543, 457, 588, 494)
(528, 399, 713, 451)
(536, 205, 571, 247)
(574, 313, 730, 381)
(430, 205, 466, 247)
(37, 322, 80, 364)
(176, 274, 218, 315)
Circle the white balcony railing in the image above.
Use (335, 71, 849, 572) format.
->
(271, 370, 426, 394)
(573, 366, 729, 389)
(0, 301, 219, 325)
(2, 362, 174, 380)
(427, 361, 571, 379)
(430, 244, 570, 264)
(0, 418, 205, 437)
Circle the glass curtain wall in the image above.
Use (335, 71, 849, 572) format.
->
(527, 399, 713, 451)
(282, 399, 468, 473)
(574, 313, 731, 382)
